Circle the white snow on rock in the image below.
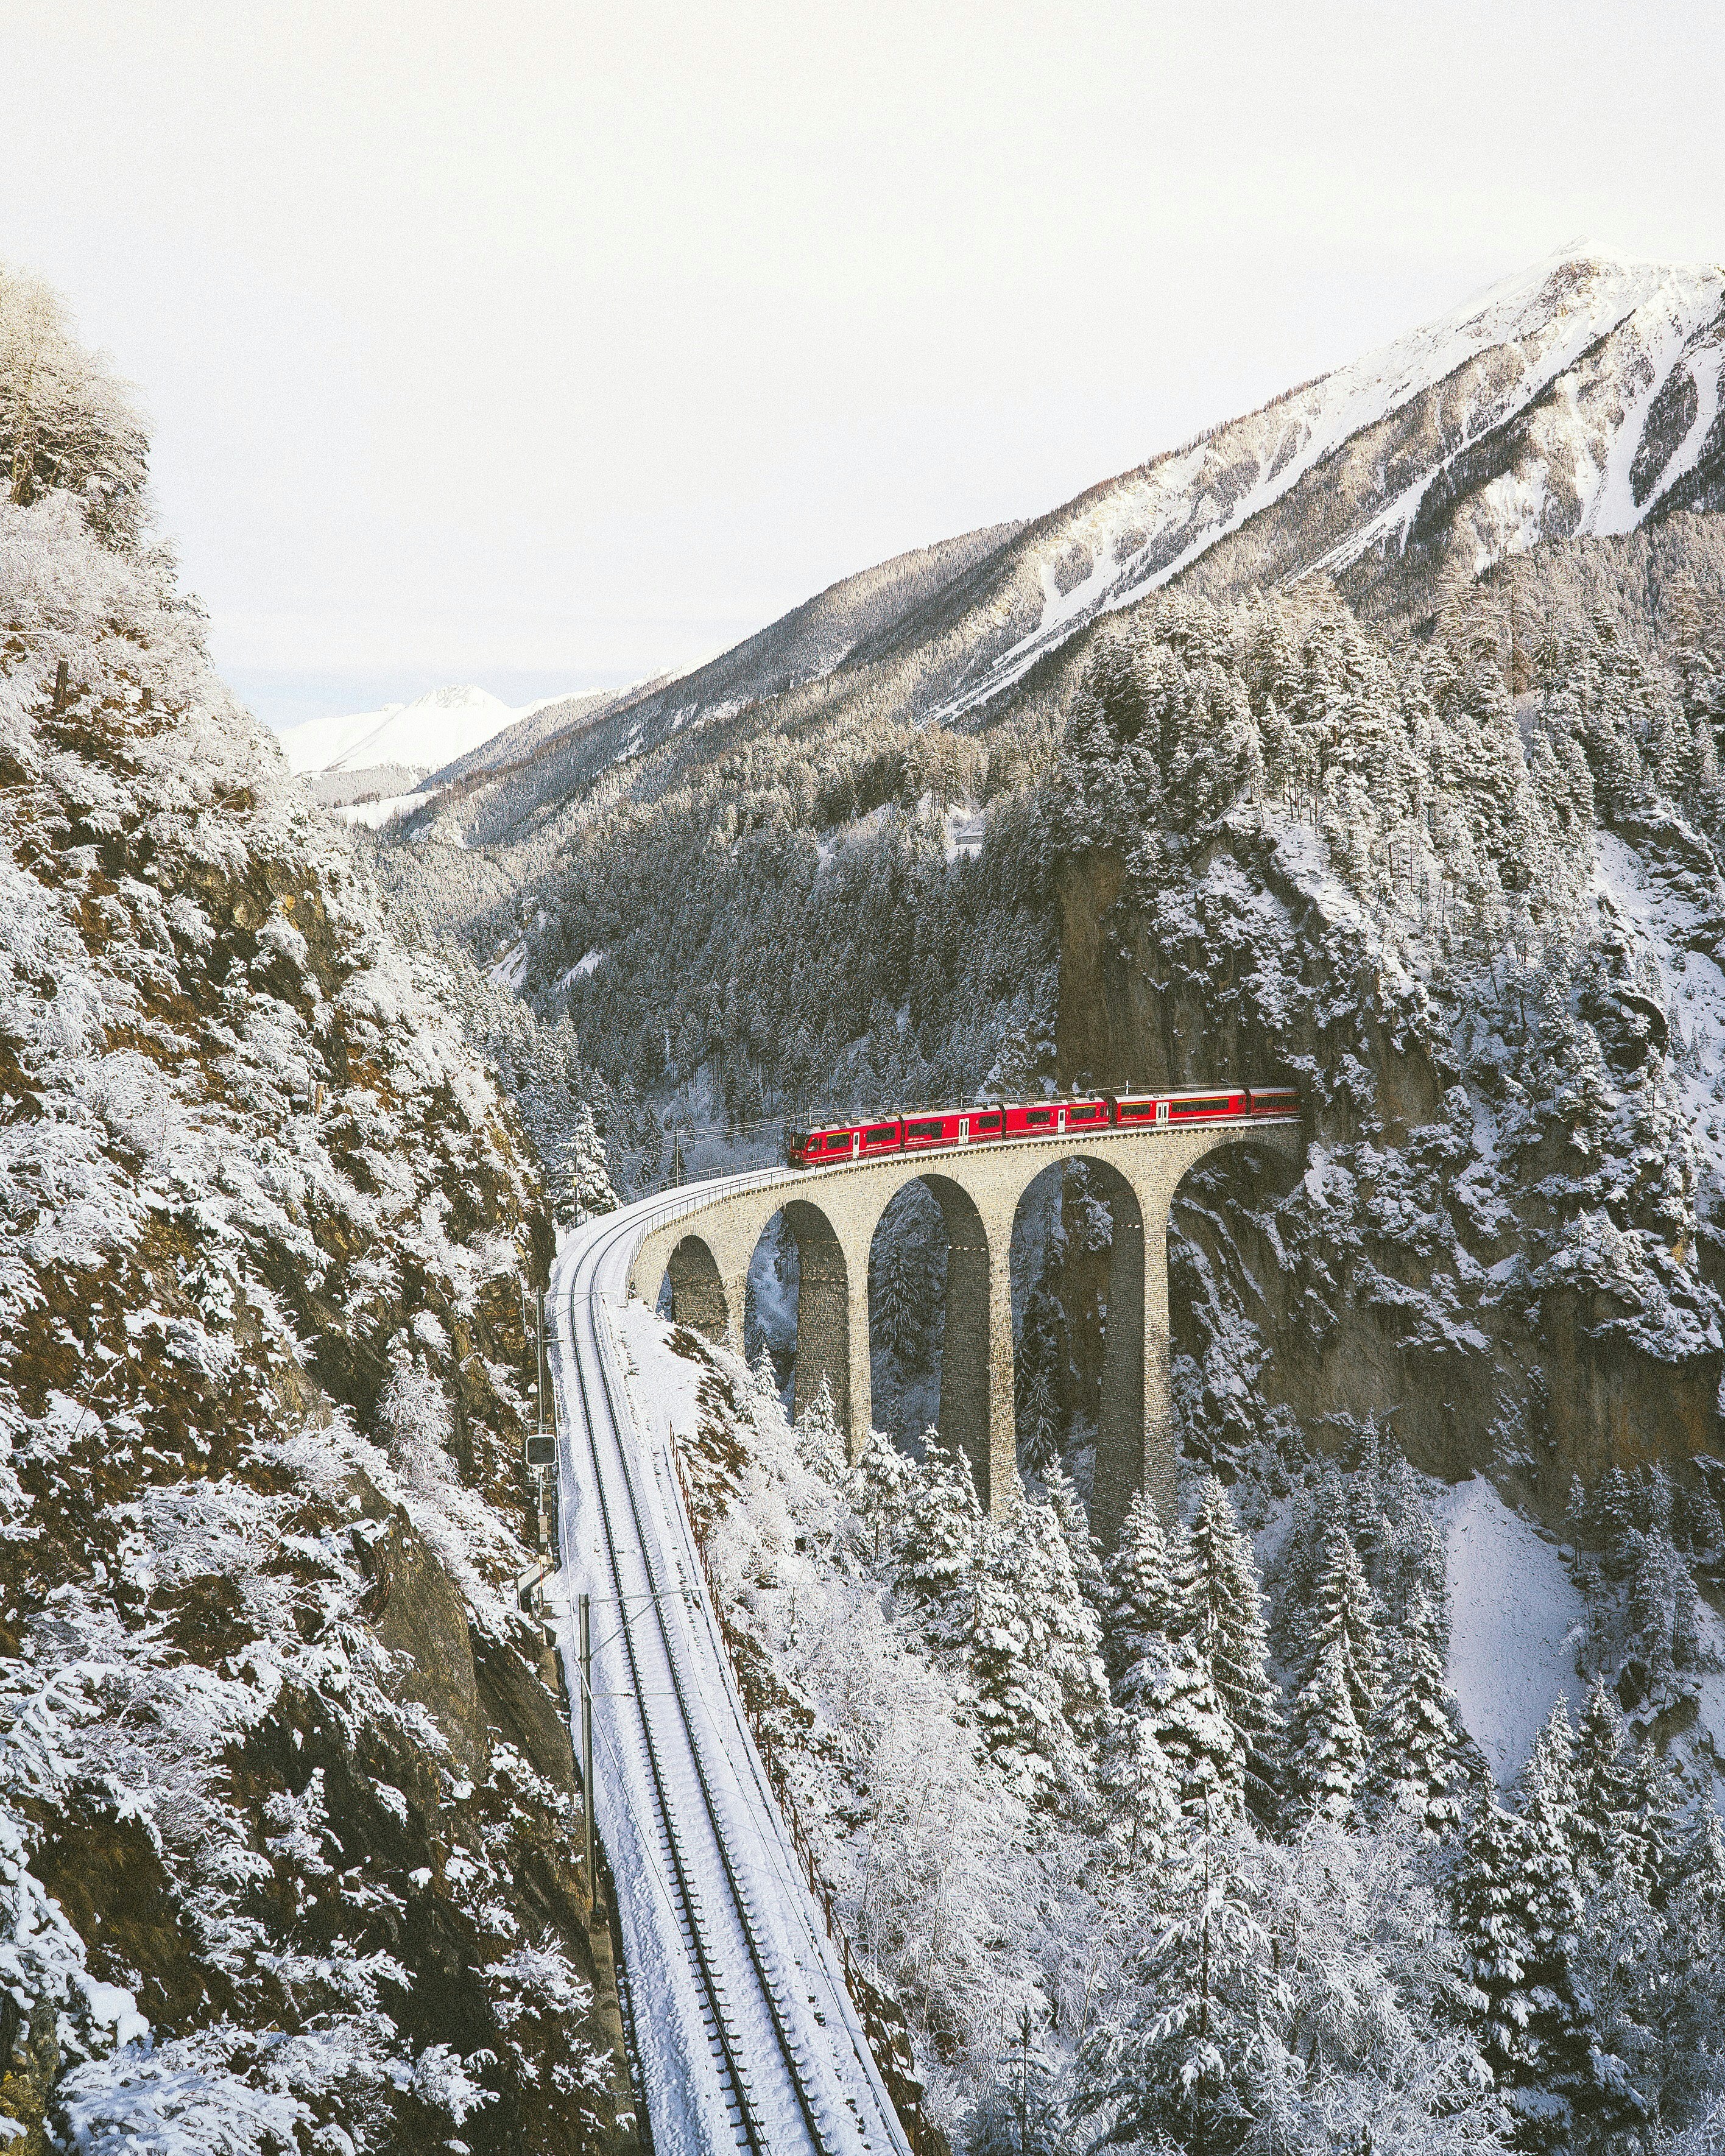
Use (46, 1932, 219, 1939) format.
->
(489, 937, 529, 993)
(1438, 1476, 1587, 1783)
(1593, 826, 1725, 1182)
(554, 949, 605, 992)
(277, 683, 532, 777)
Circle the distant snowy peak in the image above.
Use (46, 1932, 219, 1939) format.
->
(929, 248, 1725, 720)
(278, 682, 521, 777)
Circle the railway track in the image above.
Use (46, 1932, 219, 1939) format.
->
(552, 1178, 911, 2156)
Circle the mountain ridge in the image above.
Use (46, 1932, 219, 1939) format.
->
(420, 247, 1723, 853)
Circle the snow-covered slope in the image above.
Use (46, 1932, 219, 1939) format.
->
(920, 246, 1725, 723)
(277, 681, 531, 777)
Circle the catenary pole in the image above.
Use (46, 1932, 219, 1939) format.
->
(579, 1590, 595, 1908)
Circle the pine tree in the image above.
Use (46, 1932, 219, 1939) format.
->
(1365, 1582, 1469, 1836)
(1017, 1354, 1061, 1478)
(897, 1439, 982, 1627)
(1287, 1524, 1380, 1824)
(847, 1426, 914, 1566)
(1076, 1797, 1280, 2154)
(1104, 1489, 1183, 1696)
(1185, 1477, 1281, 1821)
(872, 1227, 923, 1371)
(1453, 1731, 1586, 2147)
(1572, 1680, 1633, 1883)
(1160, 1530, 1249, 1828)
(795, 1373, 845, 1484)
(1015, 1287, 1062, 1477)
(1289, 1637, 1367, 1828)
(1681, 1802, 1725, 1920)
(1096, 1699, 1180, 1872)
(1046, 1464, 1106, 1612)
(1621, 1739, 1682, 1908)
(961, 1492, 1107, 1799)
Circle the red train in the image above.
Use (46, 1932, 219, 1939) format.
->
(785, 1086, 1299, 1168)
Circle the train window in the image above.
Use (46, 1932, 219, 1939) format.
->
(976, 1113, 1001, 1130)
(1027, 1108, 1053, 1126)
(1120, 1101, 1154, 1118)
(1070, 1104, 1100, 1122)
(825, 1133, 851, 1150)
(866, 1125, 896, 1144)
(1170, 1097, 1229, 1115)
(905, 1119, 942, 1140)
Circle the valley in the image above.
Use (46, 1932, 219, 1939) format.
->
(4, 233, 1725, 2155)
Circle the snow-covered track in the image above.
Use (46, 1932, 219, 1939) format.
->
(551, 1176, 912, 2156)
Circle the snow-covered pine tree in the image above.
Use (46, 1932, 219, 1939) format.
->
(1572, 1679, 1634, 1883)
(1621, 1738, 1682, 1909)
(1679, 1801, 1725, 1926)
(1096, 1698, 1180, 1873)
(1017, 1353, 1061, 1478)
(794, 1373, 845, 1485)
(847, 1426, 914, 1566)
(1286, 1524, 1380, 1825)
(1453, 1730, 1586, 2151)
(1074, 1796, 1281, 2154)
(1104, 1489, 1183, 1696)
(1364, 1581, 1470, 1836)
(1159, 1559, 1249, 1827)
(960, 1491, 1106, 1800)
(749, 1344, 783, 1412)
(872, 1225, 923, 1372)
(1185, 1476, 1280, 1821)
(1045, 1463, 1106, 1611)
(897, 1438, 982, 1627)
(1015, 1286, 1062, 1477)
(1095, 1489, 1199, 1844)
(1270, 1461, 1342, 1661)
(559, 1098, 619, 1219)
(1477, 1699, 1586, 2140)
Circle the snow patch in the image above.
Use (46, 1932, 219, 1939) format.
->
(1438, 1476, 1587, 1783)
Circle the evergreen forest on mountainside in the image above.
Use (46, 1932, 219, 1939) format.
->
(7, 234, 1725, 2156)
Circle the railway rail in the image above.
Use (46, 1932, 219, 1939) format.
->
(551, 1172, 911, 2156)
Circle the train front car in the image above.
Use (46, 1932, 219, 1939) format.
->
(1248, 1085, 1301, 1118)
(786, 1121, 864, 1167)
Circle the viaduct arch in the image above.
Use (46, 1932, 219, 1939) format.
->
(631, 1120, 1300, 1545)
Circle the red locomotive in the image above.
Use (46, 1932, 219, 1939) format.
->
(785, 1085, 1299, 1168)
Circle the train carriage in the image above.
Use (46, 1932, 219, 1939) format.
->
(1107, 1087, 1249, 1125)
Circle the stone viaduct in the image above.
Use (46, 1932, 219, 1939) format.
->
(627, 1120, 1302, 1545)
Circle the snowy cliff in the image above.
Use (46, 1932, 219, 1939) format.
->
(0, 288, 632, 2152)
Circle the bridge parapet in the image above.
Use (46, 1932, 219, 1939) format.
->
(627, 1119, 1302, 1541)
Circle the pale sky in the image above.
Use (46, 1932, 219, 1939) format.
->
(6, 1, 1723, 730)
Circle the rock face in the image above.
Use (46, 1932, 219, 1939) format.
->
(0, 476, 635, 2150)
(1054, 818, 1722, 1507)
(1038, 560, 1725, 1515)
